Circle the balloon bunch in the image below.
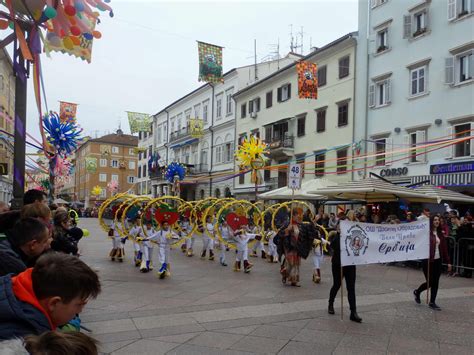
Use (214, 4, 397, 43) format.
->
(54, 156, 73, 176)
(107, 180, 118, 194)
(92, 185, 102, 196)
(165, 162, 186, 183)
(43, 111, 83, 157)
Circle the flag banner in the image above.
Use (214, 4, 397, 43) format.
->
(340, 220, 430, 266)
(297, 61, 318, 99)
(100, 145, 112, 156)
(127, 112, 151, 134)
(189, 118, 204, 138)
(133, 147, 148, 154)
(59, 101, 78, 123)
(198, 41, 224, 83)
(85, 157, 97, 173)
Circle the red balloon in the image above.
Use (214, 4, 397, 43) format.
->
(70, 26, 81, 36)
(64, 5, 76, 17)
(92, 30, 102, 39)
(0, 20, 8, 30)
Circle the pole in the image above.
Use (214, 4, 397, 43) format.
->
(340, 266, 344, 320)
(11, 42, 29, 210)
(426, 259, 430, 304)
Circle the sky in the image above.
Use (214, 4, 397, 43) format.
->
(25, 0, 359, 142)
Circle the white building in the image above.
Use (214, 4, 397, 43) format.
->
(355, 0, 474, 193)
(136, 128, 154, 196)
(150, 54, 300, 200)
(234, 33, 358, 200)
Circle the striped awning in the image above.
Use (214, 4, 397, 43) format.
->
(411, 173, 473, 187)
(411, 184, 474, 204)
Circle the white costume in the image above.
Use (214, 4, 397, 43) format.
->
(149, 228, 178, 278)
(109, 222, 125, 261)
(233, 231, 259, 272)
(218, 225, 231, 265)
(139, 226, 156, 272)
(201, 222, 215, 259)
(265, 230, 278, 262)
(129, 225, 142, 266)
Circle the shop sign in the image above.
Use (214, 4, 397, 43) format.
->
(380, 167, 408, 177)
(430, 161, 474, 174)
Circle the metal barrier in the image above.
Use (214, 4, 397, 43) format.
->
(455, 238, 474, 276)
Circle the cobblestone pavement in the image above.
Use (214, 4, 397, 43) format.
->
(77, 219, 474, 355)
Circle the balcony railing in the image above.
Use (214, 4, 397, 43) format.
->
(169, 126, 191, 142)
(267, 136, 294, 149)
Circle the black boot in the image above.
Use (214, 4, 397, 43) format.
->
(413, 289, 421, 304)
(328, 302, 335, 315)
(350, 311, 362, 323)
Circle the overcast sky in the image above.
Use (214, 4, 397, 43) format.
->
(26, 0, 358, 142)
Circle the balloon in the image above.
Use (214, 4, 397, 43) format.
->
(74, 1, 85, 12)
(0, 20, 8, 30)
(83, 33, 93, 40)
(8, 22, 14, 30)
(49, 34, 61, 47)
(70, 36, 81, 45)
(92, 31, 102, 39)
(44, 6, 57, 19)
(63, 37, 74, 50)
(70, 26, 81, 36)
(82, 229, 90, 237)
(64, 5, 77, 17)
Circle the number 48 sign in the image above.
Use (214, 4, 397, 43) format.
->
(288, 163, 302, 190)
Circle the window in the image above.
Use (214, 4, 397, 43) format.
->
(448, 0, 473, 20)
(111, 160, 119, 168)
(177, 113, 183, 131)
(410, 66, 427, 96)
(185, 109, 192, 122)
(277, 84, 291, 102)
(194, 104, 201, 118)
(404, 8, 430, 39)
(241, 103, 247, 118)
(99, 173, 107, 182)
(216, 145, 223, 163)
(112, 146, 119, 154)
(251, 129, 260, 139)
(203, 101, 209, 123)
(111, 174, 119, 182)
(266, 91, 273, 108)
(100, 189, 106, 198)
(337, 102, 349, 127)
(371, 0, 387, 8)
(170, 118, 175, 133)
(375, 139, 386, 166)
(453, 123, 473, 157)
(337, 149, 348, 174)
(296, 154, 305, 177)
(369, 78, 391, 107)
(139, 132, 142, 140)
(239, 173, 245, 184)
(143, 165, 147, 177)
(215, 188, 221, 198)
(127, 176, 135, 184)
(445, 50, 473, 85)
(100, 158, 107, 167)
(225, 142, 233, 162)
(316, 109, 326, 133)
(238, 133, 247, 146)
(129, 161, 136, 170)
(157, 125, 162, 144)
(317, 66, 327, 87)
(129, 148, 135, 155)
(149, 145, 153, 158)
(265, 126, 272, 142)
(138, 166, 142, 179)
(376, 28, 389, 53)
(225, 89, 233, 115)
(297, 116, 306, 137)
(315, 152, 325, 177)
(414, 11, 427, 35)
(264, 161, 271, 182)
(405, 130, 427, 163)
(459, 51, 473, 82)
(216, 94, 223, 119)
(339, 56, 350, 78)
(249, 98, 260, 114)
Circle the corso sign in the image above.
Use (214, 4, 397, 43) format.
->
(380, 167, 408, 177)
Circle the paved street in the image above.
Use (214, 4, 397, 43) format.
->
(78, 219, 474, 355)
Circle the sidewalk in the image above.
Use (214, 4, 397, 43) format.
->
(78, 219, 474, 354)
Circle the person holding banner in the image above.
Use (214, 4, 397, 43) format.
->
(327, 228, 362, 323)
(413, 216, 452, 310)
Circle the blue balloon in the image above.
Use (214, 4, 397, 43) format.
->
(83, 33, 93, 40)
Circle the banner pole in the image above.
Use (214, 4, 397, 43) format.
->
(426, 258, 430, 304)
(340, 265, 344, 320)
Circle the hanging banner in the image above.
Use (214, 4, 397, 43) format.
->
(85, 157, 97, 173)
(59, 101, 78, 124)
(127, 111, 151, 134)
(296, 61, 318, 99)
(189, 118, 204, 138)
(339, 220, 430, 266)
(197, 41, 224, 83)
(100, 145, 112, 156)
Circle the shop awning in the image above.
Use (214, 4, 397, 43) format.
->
(411, 173, 473, 187)
(170, 138, 199, 150)
(411, 184, 474, 204)
(258, 178, 338, 200)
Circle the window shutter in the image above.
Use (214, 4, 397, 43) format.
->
(471, 122, 474, 156)
(367, 141, 375, 166)
(445, 57, 455, 84)
(287, 84, 291, 99)
(385, 79, 392, 104)
(385, 138, 393, 165)
(416, 130, 427, 162)
(403, 134, 410, 163)
(370, 0, 376, 8)
(256, 98, 261, 112)
(448, 0, 456, 20)
(403, 15, 412, 39)
(249, 100, 254, 113)
(277, 87, 282, 102)
(368, 84, 375, 107)
(471, 0, 474, 14)
(446, 126, 453, 159)
(469, 53, 474, 79)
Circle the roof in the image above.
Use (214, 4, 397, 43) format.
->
(89, 133, 138, 147)
(233, 32, 358, 98)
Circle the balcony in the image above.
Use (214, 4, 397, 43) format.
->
(267, 136, 294, 158)
(170, 126, 191, 142)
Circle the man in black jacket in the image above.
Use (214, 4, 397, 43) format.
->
(0, 218, 52, 277)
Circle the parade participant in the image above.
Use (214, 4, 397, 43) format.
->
(138, 220, 156, 273)
(328, 228, 362, 323)
(218, 220, 231, 266)
(149, 220, 178, 279)
(180, 216, 191, 254)
(264, 223, 278, 263)
(128, 218, 143, 267)
(414, 215, 452, 310)
(312, 231, 330, 284)
(232, 223, 261, 273)
(250, 224, 267, 259)
(108, 220, 125, 262)
(201, 216, 215, 261)
(51, 211, 80, 256)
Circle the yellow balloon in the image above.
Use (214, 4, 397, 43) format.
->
(63, 37, 74, 50)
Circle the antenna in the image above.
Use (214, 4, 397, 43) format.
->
(289, 24, 294, 52)
(254, 39, 258, 81)
(299, 26, 305, 55)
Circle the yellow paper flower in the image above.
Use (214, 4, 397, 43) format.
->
(235, 136, 268, 169)
(92, 185, 102, 196)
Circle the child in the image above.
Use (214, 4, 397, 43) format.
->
(128, 218, 143, 267)
(108, 221, 125, 262)
(218, 220, 230, 267)
(137, 220, 156, 273)
(250, 222, 266, 259)
(264, 226, 278, 263)
(232, 224, 261, 273)
(312, 234, 330, 283)
(201, 216, 215, 261)
(149, 221, 178, 279)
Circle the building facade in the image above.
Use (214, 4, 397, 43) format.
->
(355, 0, 474, 193)
(149, 54, 300, 200)
(0, 49, 15, 203)
(234, 33, 358, 200)
(74, 130, 138, 206)
(136, 129, 153, 196)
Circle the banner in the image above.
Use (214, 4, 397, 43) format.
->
(127, 112, 151, 134)
(189, 118, 204, 138)
(59, 101, 78, 124)
(340, 220, 430, 266)
(297, 61, 318, 99)
(100, 145, 111, 156)
(198, 41, 224, 83)
(85, 157, 97, 173)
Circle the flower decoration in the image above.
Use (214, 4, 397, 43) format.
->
(165, 162, 186, 183)
(235, 136, 268, 169)
(92, 185, 102, 196)
(43, 111, 83, 157)
(107, 180, 118, 194)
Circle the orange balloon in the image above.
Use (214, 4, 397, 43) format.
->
(92, 31, 102, 39)
(63, 37, 74, 50)
(70, 36, 81, 45)
(0, 20, 8, 30)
